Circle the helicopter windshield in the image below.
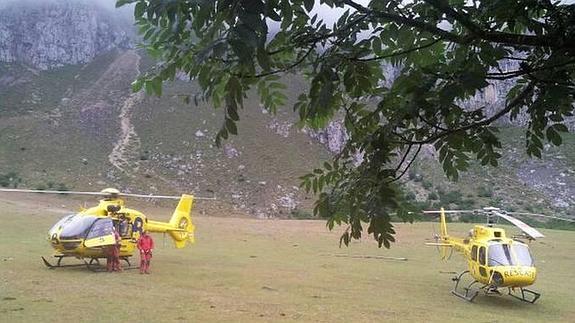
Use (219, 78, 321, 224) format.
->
(488, 243, 534, 267)
(48, 214, 75, 237)
(512, 243, 534, 266)
(59, 215, 98, 240)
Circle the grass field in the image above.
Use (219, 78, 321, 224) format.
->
(1, 194, 574, 322)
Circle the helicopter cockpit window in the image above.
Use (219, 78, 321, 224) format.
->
(488, 244, 513, 266)
(471, 245, 478, 261)
(512, 243, 534, 266)
(86, 218, 114, 240)
(59, 215, 98, 240)
(478, 246, 486, 265)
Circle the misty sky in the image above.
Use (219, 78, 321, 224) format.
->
(0, 0, 118, 8)
(1, 0, 572, 25)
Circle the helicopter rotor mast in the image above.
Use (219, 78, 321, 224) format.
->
(0, 188, 217, 200)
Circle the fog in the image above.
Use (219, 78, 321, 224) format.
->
(0, 0, 134, 22)
(0, 0, 120, 9)
(0, 0, 133, 16)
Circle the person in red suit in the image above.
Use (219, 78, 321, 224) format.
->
(107, 227, 122, 272)
(137, 231, 154, 274)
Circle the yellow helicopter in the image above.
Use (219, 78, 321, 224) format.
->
(425, 207, 575, 303)
(0, 187, 213, 271)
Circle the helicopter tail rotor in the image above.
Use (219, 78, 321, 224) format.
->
(169, 194, 196, 248)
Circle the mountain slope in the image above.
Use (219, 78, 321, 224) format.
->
(0, 49, 331, 217)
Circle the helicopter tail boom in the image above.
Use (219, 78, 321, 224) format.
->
(146, 195, 196, 248)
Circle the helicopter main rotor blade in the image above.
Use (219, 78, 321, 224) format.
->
(0, 188, 111, 196)
(119, 192, 217, 200)
(0, 188, 216, 200)
(422, 210, 480, 214)
(491, 211, 545, 240)
(508, 212, 575, 223)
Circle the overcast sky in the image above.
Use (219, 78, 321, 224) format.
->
(0, 0, 124, 11)
(1, 0, 572, 22)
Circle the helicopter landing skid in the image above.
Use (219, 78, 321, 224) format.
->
(508, 287, 541, 304)
(41, 255, 87, 269)
(451, 271, 480, 302)
(42, 256, 138, 272)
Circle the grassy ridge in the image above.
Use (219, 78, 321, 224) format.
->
(0, 196, 574, 322)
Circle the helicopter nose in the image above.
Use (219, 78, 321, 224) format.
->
(498, 267, 537, 287)
(49, 232, 59, 245)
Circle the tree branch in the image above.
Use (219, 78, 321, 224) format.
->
(235, 45, 315, 79)
(345, 0, 572, 49)
(343, 0, 464, 44)
(419, 114, 448, 131)
(486, 58, 575, 80)
(394, 82, 535, 145)
(394, 144, 413, 174)
(351, 38, 442, 62)
(387, 144, 422, 183)
(422, 0, 568, 48)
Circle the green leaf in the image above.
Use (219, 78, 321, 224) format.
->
(256, 47, 271, 71)
(226, 118, 238, 135)
(552, 124, 568, 133)
(150, 77, 162, 96)
(131, 79, 143, 92)
(546, 127, 562, 146)
(303, 0, 314, 12)
(116, 0, 136, 8)
(227, 104, 240, 121)
(339, 231, 350, 247)
(134, 2, 146, 18)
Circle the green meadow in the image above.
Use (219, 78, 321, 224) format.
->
(1, 194, 574, 322)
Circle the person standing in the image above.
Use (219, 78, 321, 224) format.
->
(107, 226, 122, 272)
(137, 231, 154, 274)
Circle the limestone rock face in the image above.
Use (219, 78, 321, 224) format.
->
(0, 0, 131, 69)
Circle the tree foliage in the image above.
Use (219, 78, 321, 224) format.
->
(117, 0, 575, 247)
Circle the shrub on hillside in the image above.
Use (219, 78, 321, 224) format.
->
(290, 209, 314, 219)
(478, 186, 494, 198)
(0, 171, 22, 188)
(439, 190, 463, 205)
(427, 192, 439, 200)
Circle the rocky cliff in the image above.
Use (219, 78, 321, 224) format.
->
(0, 0, 131, 69)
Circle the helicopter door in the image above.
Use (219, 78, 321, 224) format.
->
(478, 246, 488, 278)
(84, 218, 116, 248)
